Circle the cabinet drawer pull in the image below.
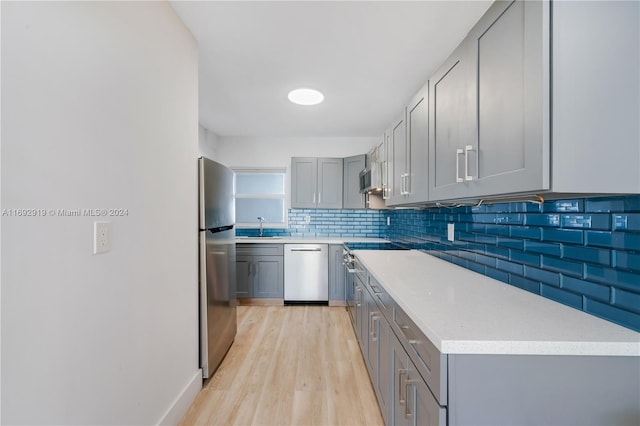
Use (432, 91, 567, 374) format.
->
(369, 313, 378, 341)
(405, 380, 417, 418)
(464, 145, 474, 181)
(456, 148, 464, 183)
(398, 368, 408, 405)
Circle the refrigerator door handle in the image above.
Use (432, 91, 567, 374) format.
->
(199, 232, 209, 377)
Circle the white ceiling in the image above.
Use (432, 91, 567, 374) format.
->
(170, 1, 492, 138)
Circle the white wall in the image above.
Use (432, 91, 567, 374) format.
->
(216, 136, 378, 168)
(198, 124, 219, 160)
(1, 2, 200, 424)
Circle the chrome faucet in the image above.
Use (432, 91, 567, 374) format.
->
(257, 217, 265, 237)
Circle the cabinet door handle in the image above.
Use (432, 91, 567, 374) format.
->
(398, 368, 408, 405)
(318, 192, 322, 204)
(465, 145, 474, 181)
(405, 379, 417, 418)
(456, 148, 464, 183)
(248, 262, 251, 276)
(313, 193, 316, 204)
(369, 313, 378, 341)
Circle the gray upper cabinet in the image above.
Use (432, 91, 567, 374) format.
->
(291, 157, 343, 209)
(427, 0, 639, 202)
(291, 157, 318, 208)
(428, 26, 478, 201)
(430, 0, 547, 201)
(404, 83, 429, 204)
(343, 155, 366, 209)
(468, 0, 548, 198)
(387, 113, 407, 205)
(551, 0, 639, 194)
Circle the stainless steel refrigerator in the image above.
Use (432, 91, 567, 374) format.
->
(198, 157, 237, 379)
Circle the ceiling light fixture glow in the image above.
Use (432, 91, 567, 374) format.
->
(288, 88, 324, 106)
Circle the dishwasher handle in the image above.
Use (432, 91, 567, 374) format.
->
(289, 248, 323, 252)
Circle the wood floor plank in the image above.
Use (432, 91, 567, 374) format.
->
(179, 306, 384, 426)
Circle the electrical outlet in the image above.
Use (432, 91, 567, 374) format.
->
(447, 223, 455, 242)
(387, 217, 391, 226)
(304, 215, 311, 224)
(94, 221, 112, 254)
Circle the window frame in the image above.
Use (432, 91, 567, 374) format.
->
(233, 167, 288, 229)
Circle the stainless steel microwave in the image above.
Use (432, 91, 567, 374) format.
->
(359, 163, 381, 193)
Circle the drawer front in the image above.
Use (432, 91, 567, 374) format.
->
(393, 305, 448, 405)
(236, 243, 284, 256)
(368, 275, 392, 319)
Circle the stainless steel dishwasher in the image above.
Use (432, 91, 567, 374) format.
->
(284, 244, 328, 302)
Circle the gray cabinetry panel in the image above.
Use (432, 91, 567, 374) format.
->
(448, 354, 640, 426)
(317, 158, 343, 209)
(343, 155, 366, 209)
(405, 84, 429, 204)
(391, 330, 446, 426)
(235, 255, 251, 298)
(328, 244, 346, 302)
(253, 256, 283, 298)
(428, 36, 475, 201)
(392, 305, 447, 405)
(291, 157, 317, 208)
(469, 0, 548, 197)
(235, 244, 283, 299)
(552, 0, 639, 193)
(291, 157, 343, 209)
(388, 114, 407, 205)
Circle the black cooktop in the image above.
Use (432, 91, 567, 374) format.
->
(344, 242, 410, 251)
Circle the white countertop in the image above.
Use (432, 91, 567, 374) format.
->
(236, 236, 388, 244)
(355, 250, 640, 356)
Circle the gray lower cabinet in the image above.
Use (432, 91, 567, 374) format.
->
(353, 258, 640, 426)
(291, 157, 343, 209)
(343, 155, 366, 209)
(328, 245, 346, 303)
(235, 244, 283, 299)
(391, 331, 446, 426)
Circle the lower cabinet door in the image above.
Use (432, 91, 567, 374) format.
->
(392, 333, 411, 426)
(235, 255, 252, 298)
(378, 316, 391, 425)
(409, 362, 447, 426)
(393, 331, 447, 426)
(253, 256, 283, 298)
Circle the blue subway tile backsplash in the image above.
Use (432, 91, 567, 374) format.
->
(387, 195, 640, 332)
(237, 196, 640, 332)
(236, 208, 385, 238)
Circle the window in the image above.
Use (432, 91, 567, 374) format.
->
(234, 168, 287, 228)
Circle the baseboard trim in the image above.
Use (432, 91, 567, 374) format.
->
(157, 369, 202, 426)
(238, 298, 284, 306)
(329, 300, 347, 307)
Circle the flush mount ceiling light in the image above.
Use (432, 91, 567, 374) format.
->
(287, 88, 324, 106)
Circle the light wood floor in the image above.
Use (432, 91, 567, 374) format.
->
(179, 305, 384, 426)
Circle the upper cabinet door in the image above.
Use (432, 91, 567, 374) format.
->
(428, 35, 476, 202)
(405, 82, 429, 204)
(387, 113, 407, 206)
(317, 158, 344, 209)
(291, 157, 318, 208)
(429, 0, 549, 202)
(469, 0, 549, 197)
(343, 155, 365, 209)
